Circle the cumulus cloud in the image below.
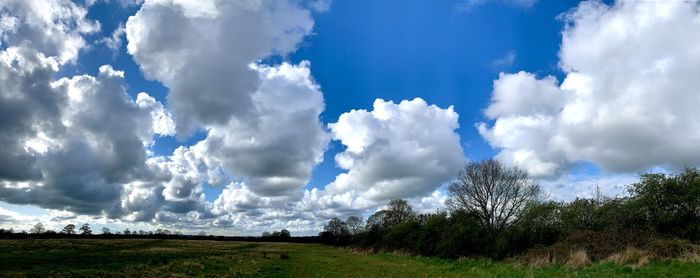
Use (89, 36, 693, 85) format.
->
(314, 98, 464, 209)
(206, 97, 464, 233)
(0, 0, 99, 64)
(123, 0, 329, 230)
(0, 0, 176, 218)
(203, 62, 328, 196)
(0, 55, 165, 214)
(479, 0, 700, 178)
(126, 0, 315, 134)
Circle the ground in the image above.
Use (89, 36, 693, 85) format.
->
(1, 239, 699, 277)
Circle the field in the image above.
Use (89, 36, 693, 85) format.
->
(1, 239, 700, 277)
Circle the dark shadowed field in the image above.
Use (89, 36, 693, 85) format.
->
(1, 239, 700, 277)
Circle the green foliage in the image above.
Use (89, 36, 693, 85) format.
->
(342, 166, 700, 262)
(629, 168, 700, 240)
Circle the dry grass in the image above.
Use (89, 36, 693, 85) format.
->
(679, 251, 700, 263)
(606, 247, 651, 269)
(565, 249, 591, 268)
(528, 253, 555, 267)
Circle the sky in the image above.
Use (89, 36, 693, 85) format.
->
(0, 0, 699, 235)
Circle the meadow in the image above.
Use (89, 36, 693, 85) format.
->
(1, 239, 700, 277)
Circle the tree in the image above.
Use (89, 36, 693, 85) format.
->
(198, 231, 207, 236)
(30, 223, 45, 234)
(324, 217, 349, 237)
(385, 199, 416, 227)
(629, 168, 700, 239)
(79, 223, 92, 235)
(366, 210, 388, 230)
(61, 224, 76, 234)
(279, 229, 291, 238)
(262, 231, 271, 237)
(123, 228, 131, 235)
(101, 227, 111, 234)
(346, 216, 364, 235)
(447, 159, 541, 232)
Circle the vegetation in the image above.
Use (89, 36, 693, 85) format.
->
(1, 239, 700, 277)
(322, 160, 700, 266)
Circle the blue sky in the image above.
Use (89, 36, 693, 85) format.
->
(1, 0, 699, 235)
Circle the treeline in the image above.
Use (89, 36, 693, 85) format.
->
(320, 160, 700, 260)
(0, 227, 322, 243)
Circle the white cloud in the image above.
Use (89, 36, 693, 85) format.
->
(324, 98, 464, 206)
(136, 92, 176, 137)
(98, 24, 126, 54)
(540, 172, 638, 201)
(492, 51, 517, 69)
(0, 0, 99, 64)
(308, 0, 332, 12)
(479, 0, 700, 178)
(456, 0, 538, 13)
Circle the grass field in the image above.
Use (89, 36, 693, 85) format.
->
(1, 239, 700, 277)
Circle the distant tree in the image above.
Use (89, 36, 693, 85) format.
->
(385, 199, 416, 227)
(30, 223, 45, 234)
(154, 228, 171, 235)
(101, 227, 111, 234)
(139, 230, 147, 235)
(61, 224, 76, 234)
(79, 224, 92, 235)
(173, 230, 182, 236)
(345, 216, 363, 235)
(324, 217, 349, 237)
(447, 160, 541, 232)
(198, 231, 207, 236)
(280, 229, 291, 238)
(123, 228, 131, 235)
(262, 231, 272, 237)
(272, 230, 281, 237)
(366, 210, 388, 230)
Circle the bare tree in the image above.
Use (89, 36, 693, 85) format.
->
(447, 159, 541, 232)
(101, 227, 111, 234)
(30, 223, 45, 234)
(385, 199, 416, 227)
(366, 210, 388, 230)
(323, 217, 349, 237)
(345, 216, 363, 235)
